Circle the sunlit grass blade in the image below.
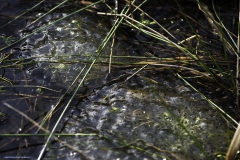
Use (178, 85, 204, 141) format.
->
(177, 73, 238, 126)
(226, 122, 240, 160)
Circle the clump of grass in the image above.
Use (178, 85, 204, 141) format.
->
(0, 0, 239, 159)
(97, 0, 239, 158)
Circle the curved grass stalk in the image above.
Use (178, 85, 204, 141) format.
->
(125, 19, 234, 90)
(226, 122, 240, 160)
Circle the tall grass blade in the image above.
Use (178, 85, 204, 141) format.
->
(177, 73, 238, 126)
(226, 122, 240, 160)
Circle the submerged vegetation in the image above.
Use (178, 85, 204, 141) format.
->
(0, 0, 239, 159)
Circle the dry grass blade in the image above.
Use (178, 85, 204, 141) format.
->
(124, 64, 148, 82)
(226, 122, 240, 160)
(198, 2, 237, 56)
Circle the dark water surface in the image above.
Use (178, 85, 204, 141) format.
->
(0, 0, 237, 160)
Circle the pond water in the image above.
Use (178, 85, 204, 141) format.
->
(0, 0, 237, 160)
